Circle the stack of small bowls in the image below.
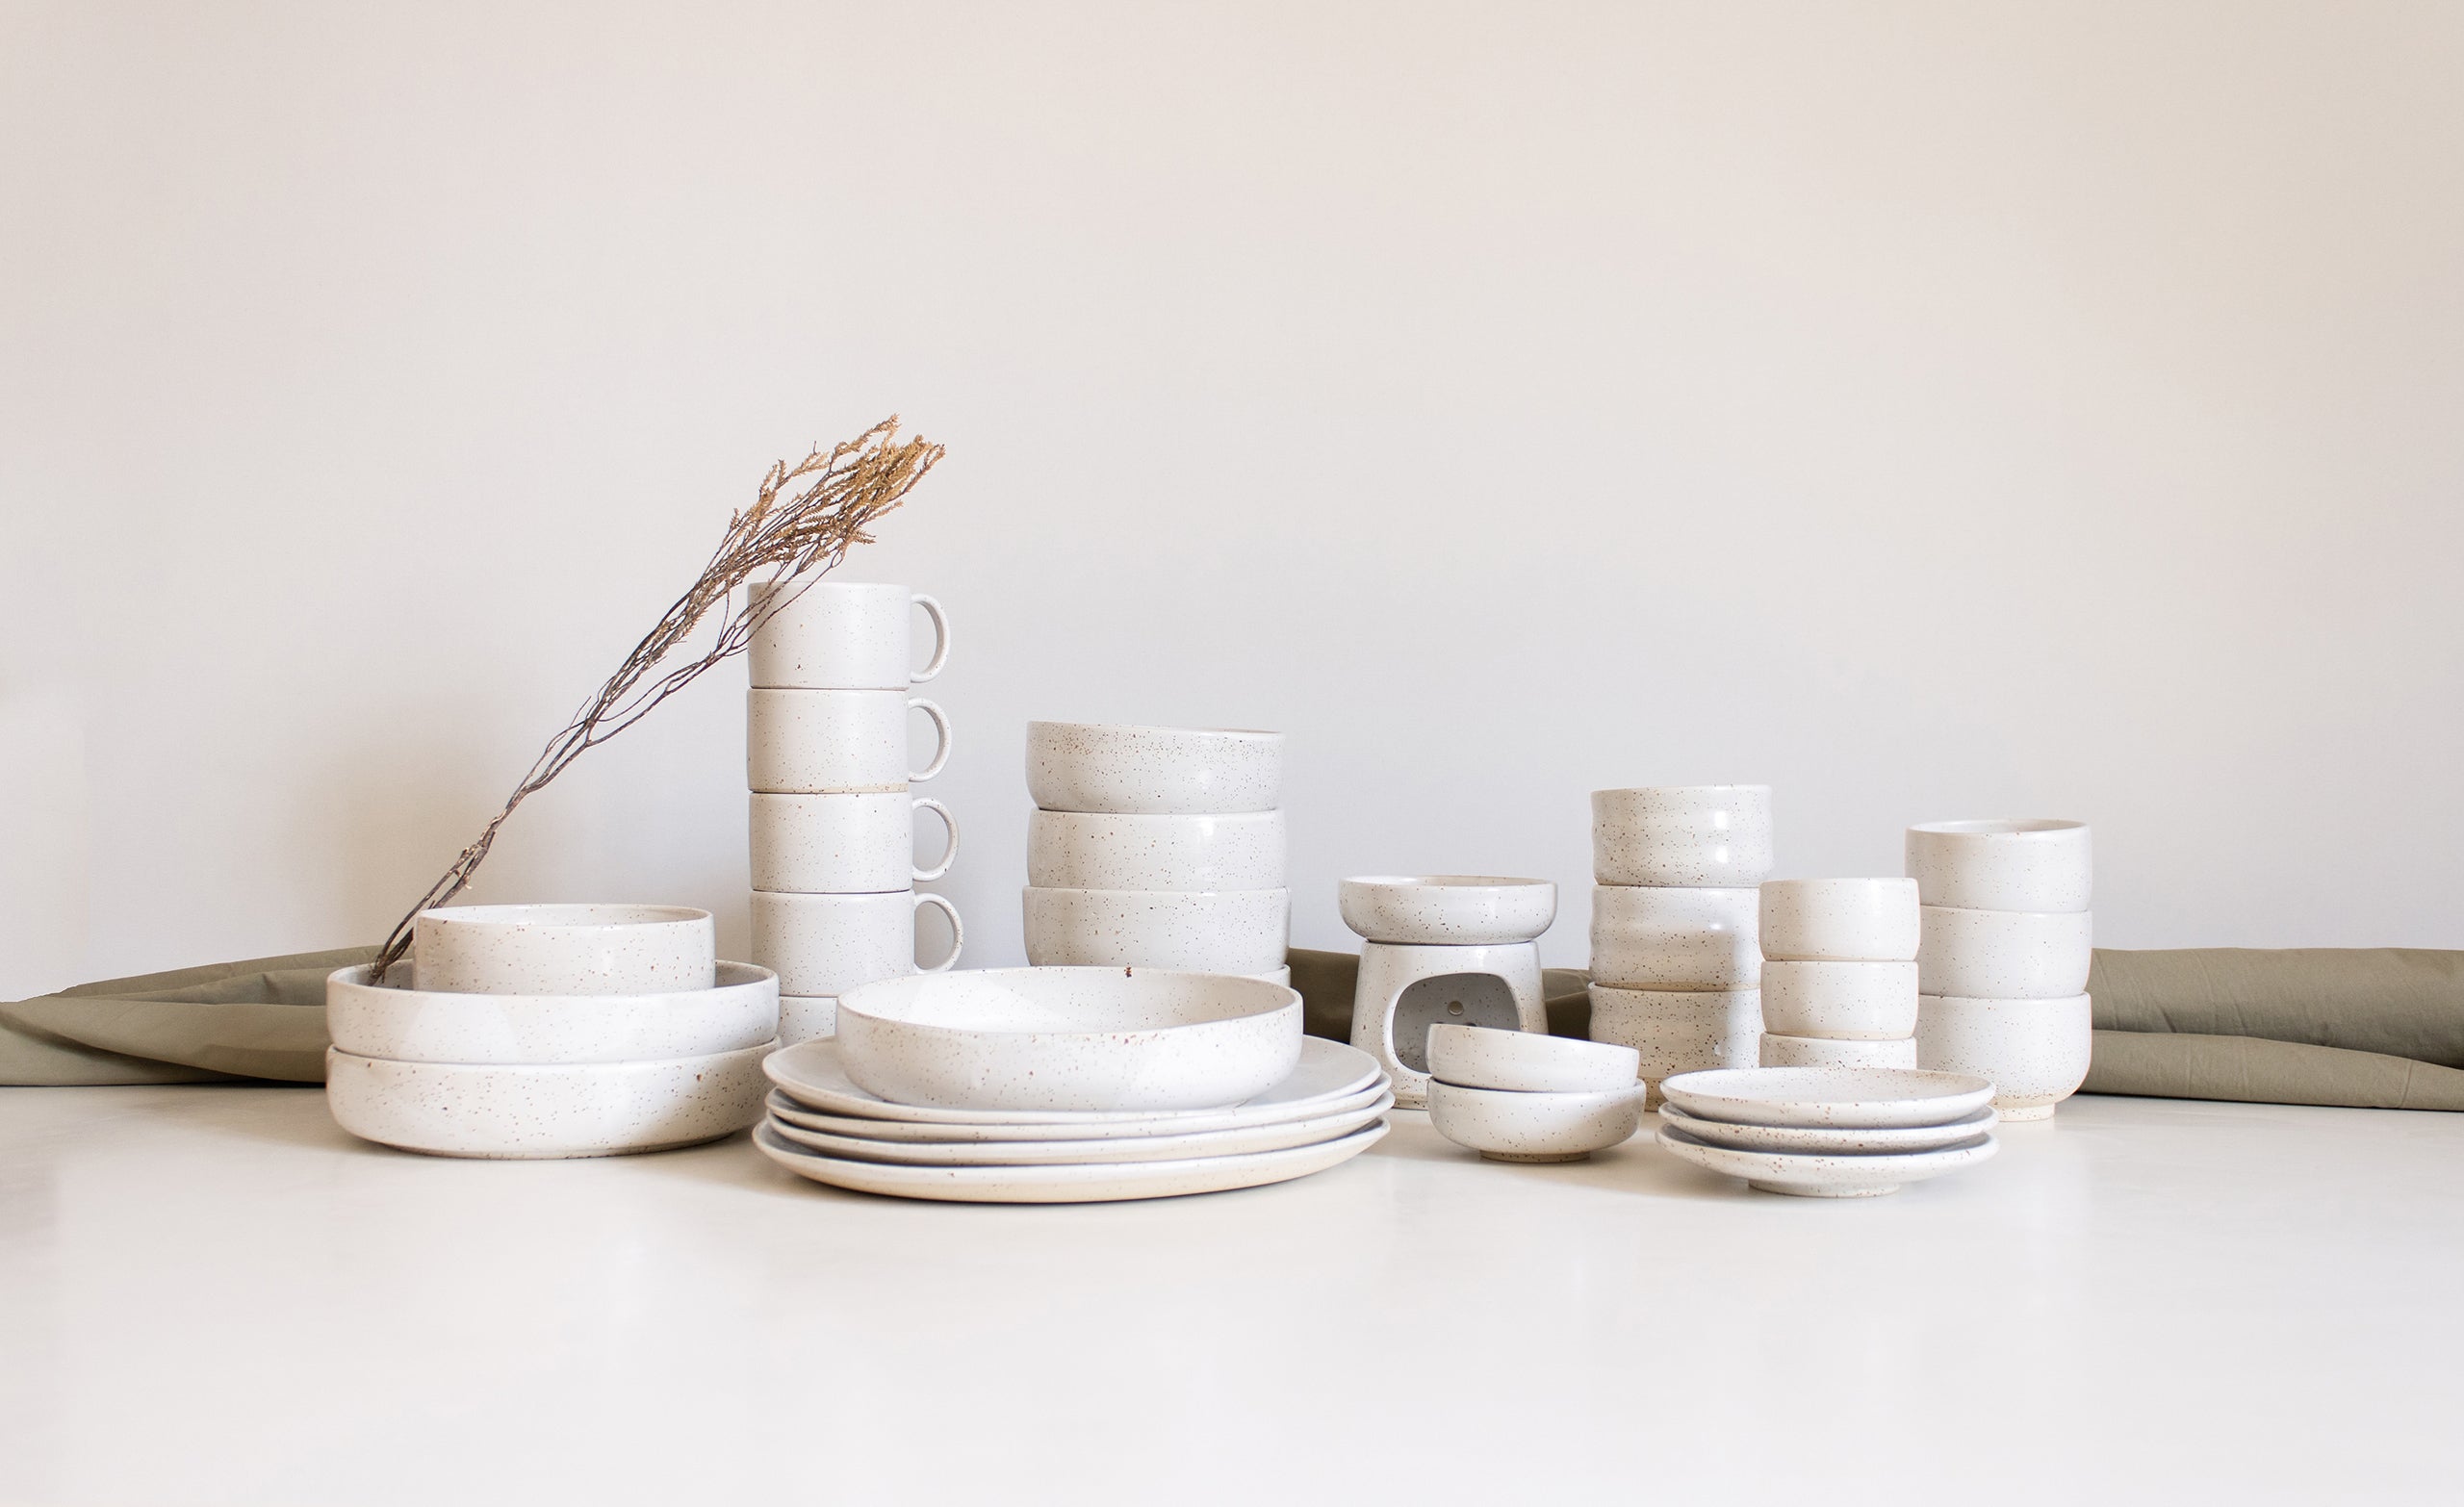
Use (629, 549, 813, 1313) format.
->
(1655, 1066, 2001, 1198)
(746, 580, 964, 1043)
(1909, 819, 2094, 1121)
(1424, 1024, 1646, 1163)
(1757, 879, 1922, 1070)
(324, 905, 779, 1158)
(1021, 723, 1289, 983)
(1585, 785, 1773, 1105)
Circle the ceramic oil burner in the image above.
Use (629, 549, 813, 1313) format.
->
(1341, 877, 1554, 1109)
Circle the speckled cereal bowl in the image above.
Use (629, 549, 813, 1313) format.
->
(1021, 886, 1289, 974)
(1917, 905, 2093, 1000)
(327, 961, 779, 1064)
(1757, 878, 1921, 962)
(411, 904, 715, 997)
(1425, 1080, 1647, 1163)
(1425, 1023, 1637, 1093)
(1588, 884, 1761, 989)
(1026, 809, 1287, 892)
(1590, 785, 1774, 888)
(324, 1041, 773, 1159)
(1759, 1032, 1919, 1070)
(1906, 818, 2092, 914)
(1338, 876, 1557, 946)
(832, 967, 1304, 1112)
(1916, 992, 2094, 1121)
(1758, 960, 1920, 1040)
(1025, 722, 1283, 815)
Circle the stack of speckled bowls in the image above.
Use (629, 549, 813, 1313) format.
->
(1756, 878, 1922, 1069)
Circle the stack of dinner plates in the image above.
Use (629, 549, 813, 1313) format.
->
(753, 967, 1391, 1203)
(1653, 1065, 2000, 1198)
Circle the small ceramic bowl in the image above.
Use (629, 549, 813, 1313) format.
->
(1021, 886, 1290, 974)
(411, 904, 715, 997)
(1025, 722, 1283, 815)
(1590, 785, 1775, 888)
(1425, 1023, 1638, 1093)
(1588, 884, 1761, 989)
(1026, 809, 1287, 892)
(324, 1042, 773, 1159)
(1916, 992, 2093, 1121)
(1906, 819, 2092, 913)
(1338, 876, 1557, 946)
(1757, 878, 1920, 962)
(1917, 905, 2093, 1000)
(1425, 1080, 1647, 1163)
(1758, 960, 1921, 1040)
(1759, 1032, 1918, 1070)
(328, 961, 779, 1064)
(832, 967, 1304, 1112)
(1583, 984, 1764, 1090)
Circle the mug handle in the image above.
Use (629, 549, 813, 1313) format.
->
(913, 892, 962, 973)
(910, 593, 951, 685)
(911, 797, 961, 882)
(907, 697, 952, 782)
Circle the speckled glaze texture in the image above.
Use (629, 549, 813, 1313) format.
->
(328, 961, 777, 1063)
(1757, 879, 1920, 962)
(1426, 1080, 1647, 1162)
(1353, 940, 1548, 1109)
(1917, 905, 2093, 999)
(324, 1041, 774, 1159)
(1590, 786, 1775, 888)
(1915, 992, 2094, 1121)
(765, 1091, 1393, 1167)
(751, 889, 962, 997)
(750, 792, 960, 891)
(1337, 876, 1557, 946)
(778, 995, 837, 1045)
(1758, 960, 1921, 1040)
(1656, 1121, 1998, 1197)
(1025, 722, 1283, 815)
(1025, 810, 1286, 892)
(833, 967, 1304, 1111)
(747, 580, 949, 691)
(1658, 1065, 1996, 1128)
(1906, 818, 2092, 913)
(410, 904, 715, 997)
(1425, 1023, 1638, 1092)
(1588, 884, 1761, 989)
(1760, 1032, 1919, 1070)
(753, 1117, 1387, 1204)
(1020, 886, 1289, 973)
(1584, 985, 1763, 1092)
(1658, 1101, 1999, 1155)
(746, 688, 951, 794)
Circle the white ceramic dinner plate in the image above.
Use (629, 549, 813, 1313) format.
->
(1657, 1102, 1998, 1155)
(765, 1091, 1394, 1166)
(1656, 1122, 1998, 1197)
(754, 1118, 1389, 1203)
(1657, 1066, 1995, 1129)
(765, 1076, 1391, 1143)
(766, 1034, 1380, 1126)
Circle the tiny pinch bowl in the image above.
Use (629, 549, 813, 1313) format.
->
(1025, 722, 1283, 815)
(832, 966, 1303, 1112)
(328, 961, 780, 1063)
(325, 1043, 773, 1159)
(1425, 1023, 1638, 1092)
(1425, 1080, 1647, 1163)
(411, 903, 715, 996)
(1338, 876, 1557, 946)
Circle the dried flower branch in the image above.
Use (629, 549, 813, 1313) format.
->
(370, 417, 944, 979)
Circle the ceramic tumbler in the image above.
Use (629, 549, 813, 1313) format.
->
(747, 689, 952, 794)
(751, 888, 963, 998)
(1584, 984, 1763, 1089)
(1906, 819, 2092, 914)
(1758, 960, 1921, 1039)
(749, 580, 951, 691)
(1590, 786, 1774, 888)
(750, 792, 961, 893)
(1757, 879, 1920, 962)
(1916, 905, 2093, 1000)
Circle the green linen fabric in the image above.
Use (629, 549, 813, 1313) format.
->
(0, 948, 372, 1086)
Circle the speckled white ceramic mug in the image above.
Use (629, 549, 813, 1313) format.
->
(752, 888, 962, 998)
(1758, 878, 1920, 962)
(1587, 884, 1761, 989)
(1917, 905, 2093, 1000)
(1590, 786, 1775, 888)
(1025, 809, 1286, 893)
(1758, 959, 1921, 1039)
(746, 689, 951, 794)
(1584, 985, 1764, 1086)
(1914, 991, 2093, 1120)
(1020, 886, 1290, 973)
(1906, 819, 2092, 914)
(1025, 723, 1282, 815)
(750, 792, 960, 892)
(410, 904, 716, 996)
(748, 579, 950, 691)
(1759, 1032, 1919, 1070)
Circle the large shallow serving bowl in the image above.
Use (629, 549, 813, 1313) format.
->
(1590, 785, 1774, 888)
(1021, 886, 1289, 974)
(1025, 722, 1283, 815)
(1905, 818, 2092, 913)
(1338, 876, 1557, 946)
(411, 903, 715, 996)
(328, 961, 779, 1064)
(832, 967, 1303, 1112)
(325, 1042, 772, 1159)
(1026, 809, 1287, 892)
(1659, 1065, 1995, 1128)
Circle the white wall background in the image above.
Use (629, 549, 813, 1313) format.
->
(5, 2, 2460, 998)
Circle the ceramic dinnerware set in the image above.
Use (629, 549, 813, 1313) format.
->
(325, 905, 779, 1158)
(1910, 819, 2095, 1120)
(1021, 723, 1290, 983)
(1424, 1023, 1645, 1162)
(1655, 1066, 2001, 1197)
(1757, 879, 1922, 1070)
(747, 581, 963, 1043)
(754, 967, 1391, 1202)
(1586, 786, 1772, 1104)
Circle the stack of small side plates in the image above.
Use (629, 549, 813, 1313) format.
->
(1653, 1066, 2000, 1198)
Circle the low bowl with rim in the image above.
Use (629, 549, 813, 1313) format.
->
(328, 961, 779, 1064)
(411, 903, 715, 996)
(1338, 876, 1556, 946)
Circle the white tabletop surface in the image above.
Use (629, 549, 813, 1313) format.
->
(1, 1086, 2455, 1505)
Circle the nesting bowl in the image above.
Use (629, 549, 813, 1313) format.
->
(1021, 886, 1289, 973)
(1757, 879, 1920, 961)
(1426, 1023, 1638, 1093)
(1906, 819, 2092, 913)
(1026, 809, 1287, 892)
(1425, 1080, 1647, 1162)
(1918, 905, 2094, 999)
(410, 904, 715, 996)
(1590, 785, 1775, 887)
(325, 1042, 773, 1159)
(1338, 876, 1556, 946)
(1588, 885, 1761, 989)
(1916, 992, 2094, 1121)
(328, 961, 780, 1064)
(1025, 722, 1283, 815)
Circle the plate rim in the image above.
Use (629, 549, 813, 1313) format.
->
(1659, 1066, 1995, 1128)
(765, 1091, 1397, 1165)
(753, 1117, 1390, 1203)
(1657, 1101, 1999, 1151)
(1656, 1121, 1999, 1184)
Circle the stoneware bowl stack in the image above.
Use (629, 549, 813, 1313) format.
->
(1585, 786, 1773, 1106)
(1020, 724, 1290, 983)
(1756, 879, 1922, 1071)
(1655, 1065, 2001, 1197)
(1909, 819, 2095, 1121)
(1424, 1024, 1646, 1162)
(746, 579, 963, 1044)
(754, 967, 1392, 1203)
(324, 904, 780, 1159)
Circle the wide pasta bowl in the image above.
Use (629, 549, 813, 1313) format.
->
(327, 962, 780, 1064)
